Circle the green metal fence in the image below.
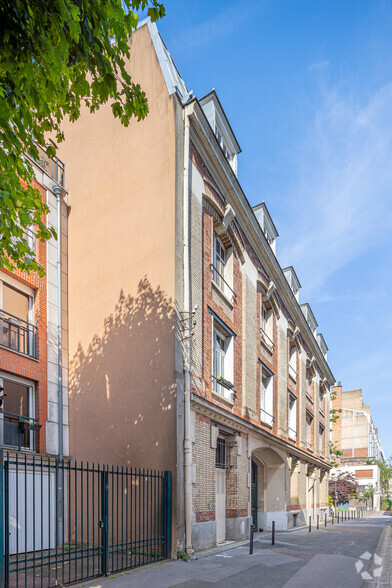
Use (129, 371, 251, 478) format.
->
(0, 450, 172, 587)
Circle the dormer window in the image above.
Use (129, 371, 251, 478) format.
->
(283, 267, 301, 302)
(252, 202, 278, 255)
(199, 91, 241, 177)
(300, 303, 318, 336)
(316, 333, 328, 360)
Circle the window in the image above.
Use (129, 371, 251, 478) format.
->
(260, 299, 274, 351)
(288, 344, 297, 382)
(0, 277, 35, 357)
(288, 392, 297, 441)
(213, 233, 226, 292)
(306, 372, 313, 401)
(0, 375, 35, 450)
(260, 363, 274, 426)
(212, 327, 234, 402)
(306, 414, 313, 449)
(319, 426, 324, 456)
(319, 386, 324, 414)
(216, 438, 227, 469)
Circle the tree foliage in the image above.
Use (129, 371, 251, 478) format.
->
(0, 0, 164, 274)
(329, 472, 358, 504)
(366, 457, 392, 496)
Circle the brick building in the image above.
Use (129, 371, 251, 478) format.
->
(331, 384, 384, 465)
(0, 152, 69, 458)
(59, 19, 335, 554)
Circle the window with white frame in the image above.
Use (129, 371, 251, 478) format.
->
(288, 392, 297, 440)
(306, 413, 313, 448)
(288, 344, 297, 382)
(212, 326, 234, 402)
(0, 374, 35, 450)
(260, 363, 274, 426)
(306, 371, 313, 401)
(213, 233, 226, 292)
(0, 276, 35, 357)
(260, 299, 274, 351)
(319, 386, 324, 413)
(319, 425, 324, 455)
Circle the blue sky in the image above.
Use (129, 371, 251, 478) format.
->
(147, 1, 392, 456)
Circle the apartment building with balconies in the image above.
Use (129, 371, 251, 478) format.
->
(331, 384, 384, 465)
(58, 18, 335, 555)
(0, 151, 69, 458)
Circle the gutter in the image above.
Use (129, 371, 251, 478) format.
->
(183, 102, 195, 556)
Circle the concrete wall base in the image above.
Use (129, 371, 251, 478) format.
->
(191, 521, 216, 552)
(226, 516, 251, 542)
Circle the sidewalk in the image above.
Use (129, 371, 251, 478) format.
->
(76, 514, 391, 588)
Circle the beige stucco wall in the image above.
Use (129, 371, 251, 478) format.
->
(58, 24, 178, 475)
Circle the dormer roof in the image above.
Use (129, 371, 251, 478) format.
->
(300, 303, 318, 333)
(283, 266, 302, 296)
(199, 90, 241, 154)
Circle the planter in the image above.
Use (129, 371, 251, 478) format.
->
(20, 421, 41, 433)
(217, 377, 234, 390)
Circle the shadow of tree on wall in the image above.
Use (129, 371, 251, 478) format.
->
(69, 277, 176, 469)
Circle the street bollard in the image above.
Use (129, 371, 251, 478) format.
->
(272, 521, 275, 546)
(317, 514, 319, 530)
(249, 524, 255, 555)
(332, 513, 334, 525)
(325, 513, 327, 527)
(337, 512, 339, 523)
(309, 516, 311, 532)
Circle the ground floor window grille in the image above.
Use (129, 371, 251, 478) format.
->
(216, 438, 227, 469)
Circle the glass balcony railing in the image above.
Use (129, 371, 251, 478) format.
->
(0, 310, 37, 358)
(0, 412, 40, 451)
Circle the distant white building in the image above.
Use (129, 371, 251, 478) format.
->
(330, 464, 381, 511)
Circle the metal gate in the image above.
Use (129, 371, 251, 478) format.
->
(0, 451, 172, 587)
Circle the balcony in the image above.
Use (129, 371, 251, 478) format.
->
(211, 375, 236, 403)
(260, 408, 274, 427)
(0, 412, 40, 451)
(0, 310, 37, 358)
(260, 328, 275, 353)
(288, 364, 297, 382)
(288, 427, 297, 441)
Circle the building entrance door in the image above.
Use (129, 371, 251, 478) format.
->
(251, 460, 258, 528)
(216, 469, 226, 543)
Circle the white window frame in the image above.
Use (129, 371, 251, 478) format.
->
(213, 233, 226, 293)
(306, 372, 313, 401)
(288, 392, 297, 440)
(260, 364, 274, 426)
(288, 344, 297, 382)
(212, 325, 234, 403)
(306, 414, 312, 448)
(319, 425, 324, 456)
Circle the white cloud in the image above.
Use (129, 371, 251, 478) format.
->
(278, 80, 392, 296)
(309, 60, 330, 71)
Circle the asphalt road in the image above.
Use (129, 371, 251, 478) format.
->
(79, 513, 392, 588)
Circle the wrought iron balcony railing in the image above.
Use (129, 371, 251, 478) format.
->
(0, 412, 40, 451)
(288, 427, 297, 441)
(210, 263, 237, 302)
(260, 408, 274, 427)
(288, 364, 297, 382)
(0, 310, 37, 358)
(260, 328, 275, 352)
(211, 375, 236, 402)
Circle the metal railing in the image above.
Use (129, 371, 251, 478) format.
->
(0, 310, 37, 358)
(306, 392, 313, 403)
(288, 427, 297, 441)
(0, 412, 39, 451)
(260, 408, 274, 426)
(260, 328, 275, 352)
(306, 441, 312, 450)
(211, 375, 236, 402)
(0, 452, 172, 587)
(210, 263, 237, 301)
(288, 364, 297, 382)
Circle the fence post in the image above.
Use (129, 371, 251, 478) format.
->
(163, 471, 172, 560)
(101, 467, 109, 576)
(0, 451, 4, 588)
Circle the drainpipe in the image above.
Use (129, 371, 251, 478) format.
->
(183, 103, 194, 557)
(53, 184, 64, 543)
